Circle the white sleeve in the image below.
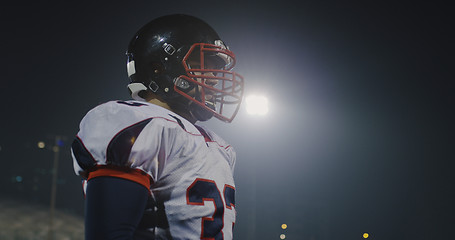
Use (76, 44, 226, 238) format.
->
(71, 101, 177, 183)
(128, 117, 178, 183)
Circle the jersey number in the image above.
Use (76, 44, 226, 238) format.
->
(187, 178, 235, 240)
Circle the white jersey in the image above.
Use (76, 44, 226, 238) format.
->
(71, 100, 236, 240)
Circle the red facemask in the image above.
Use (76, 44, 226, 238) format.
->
(174, 43, 244, 122)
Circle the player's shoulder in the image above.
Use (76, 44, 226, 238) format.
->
(83, 100, 171, 121)
(195, 125, 232, 148)
(81, 100, 199, 134)
(196, 125, 236, 169)
(86, 100, 167, 117)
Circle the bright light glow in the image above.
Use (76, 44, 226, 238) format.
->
(37, 141, 45, 149)
(363, 233, 369, 238)
(245, 95, 269, 115)
(281, 224, 287, 230)
(280, 234, 286, 239)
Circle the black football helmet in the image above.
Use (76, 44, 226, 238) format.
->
(126, 14, 244, 122)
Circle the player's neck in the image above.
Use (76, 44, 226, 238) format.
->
(147, 98, 172, 111)
(147, 98, 197, 124)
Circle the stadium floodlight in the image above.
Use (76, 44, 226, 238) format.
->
(245, 94, 269, 115)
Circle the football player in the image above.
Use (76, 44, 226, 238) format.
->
(71, 14, 244, 239)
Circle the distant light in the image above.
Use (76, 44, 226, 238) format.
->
(281, 224, 287, 230)
(245, 95, 269, 115)
(56, 139, 65, 147)
(37, 141, 46, 149)
(363, 233, 369, 238)
(280, 234, 286, 239)
(15, 176, 23, 183)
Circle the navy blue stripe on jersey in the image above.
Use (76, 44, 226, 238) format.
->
(72, 136, 97, 171)
(116, 100, 147, 107)
(224, 185, 235, 209)
(195, 125, 212, 142)
(106, 118, 153, 166)
(168, 114, 186, 130)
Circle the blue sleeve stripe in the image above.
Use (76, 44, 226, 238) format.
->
(106, 118, 153, 166)
(72, 136, 97, 170)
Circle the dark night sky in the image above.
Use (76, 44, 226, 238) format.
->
(1, 1, 454, 239)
